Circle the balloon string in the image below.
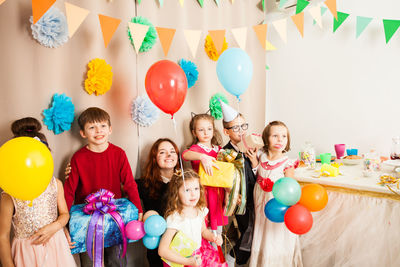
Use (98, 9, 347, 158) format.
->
(172, 117, 186, 191)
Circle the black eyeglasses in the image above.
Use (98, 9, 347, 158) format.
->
(226, 123, 249, 132)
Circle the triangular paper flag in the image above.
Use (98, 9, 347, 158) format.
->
(356, 16, 372, 39)
(309, 5, 322, 28)
(158, 0, 163, 7)
(215, 0, 220, 6)
(279, 0, 288, 9)
(383, 19, 400, 44)
(65, 2, 90, 38)
(272, 19, 287, 43)
(156, 27, 176, 57)
(252, 24, 267, 49)
(98, 14, 121, 48)
(128, 22, 150, 54)
(208, 30, 226, 54)
(179, 0, 184, 6)
(197, 0, 203, 7)
(265, 40, 277, 51)
(321, 6, 328, 16)
(291, 12, 304, 37)
(333, 12, 349, 33)
(230, 0, 234, 3)
(0, 0, 7, 6)
(184, 29, 202, 58)
(137, 0, 141, 4)
(262, 0, 265, 11)
(324, 0, 337, 20)
(296, 0, 309, 14)
(231, 27, 247, 50)
(32, 0, 56, 24)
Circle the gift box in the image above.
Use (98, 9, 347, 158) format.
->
(162, 231, 198, 267)
(237, 133, 264, 153)
(199, 161, 234, 188)
(69, 198, 138, 255)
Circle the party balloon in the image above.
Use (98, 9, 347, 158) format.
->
(145, 60, 188, 117)
(0, 137, 53, 201)
(284, 204, 313, 235)
(143, 210, 159, 222)
(264, 198, 289, 223)
(143, 235, 161, 250)
(216, 48, 253, 99)
(144, 215, 167, 237)
(126, 220, 145, 240)
(299, 184, 328, 212)
(272, 177, 301, 206)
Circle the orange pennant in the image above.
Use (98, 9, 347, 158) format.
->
(98, 14, 121, 48)
(32, 0, 56, 24)
(324, 0, 337, 20)
(208, 30, 226, 54)
(291, 12, 304, 37)
(156, 27, 176, 57)
(0, 0, 7, 6)
(252, 24, 267, 49)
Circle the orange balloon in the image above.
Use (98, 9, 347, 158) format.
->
(299, 184, 328, 212)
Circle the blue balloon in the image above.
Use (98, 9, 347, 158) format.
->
(144, 215, 167, 237)
(143, 235, 160, 250)
(264, 198, 289, 223)
(216, 48, 253, 99)
(272, 177, 301, 206)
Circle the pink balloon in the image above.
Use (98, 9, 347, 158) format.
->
(126, 220, 145, 240)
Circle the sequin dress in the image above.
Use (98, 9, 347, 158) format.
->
(9, 177, 77, 267)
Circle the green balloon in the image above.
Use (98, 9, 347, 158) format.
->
(272, 177, 301, 206)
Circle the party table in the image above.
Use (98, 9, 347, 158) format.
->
(295, 164, 400, 267)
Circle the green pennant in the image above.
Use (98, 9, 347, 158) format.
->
(321, 6, 328, 16)
(279, 0, 288, 9)
(262, 0, 265, 11)
(265, 65, 270, 70)
(296, 0, 309, 14)
(333, 12, 350, 33)
(356, 16, 372, 38)
(383, 19, 400, 43)
(197, 0, 203, 7)
(136, 0, 141, 4)
(215, 0, 220, 6)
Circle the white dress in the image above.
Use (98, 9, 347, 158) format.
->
(249, 152, 303, 267)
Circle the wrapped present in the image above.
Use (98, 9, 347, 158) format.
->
(162, 231, 198, 267)
(199, 161, 234, 188)
(69, 189, 138, 266)
(237, 133, 264, 153)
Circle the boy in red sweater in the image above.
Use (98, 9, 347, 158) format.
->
(64, 107, 142, 267)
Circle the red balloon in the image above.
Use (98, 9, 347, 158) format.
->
(284, 204, 313, 235)
(145, 60, 188, 117)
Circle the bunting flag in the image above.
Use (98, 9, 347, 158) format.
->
(156, 27, 176, 56)
(208, 30, 226, 53)
(98, 14, 121, 48)
(179, 0, 184, 6)
(279, 0, 288, 9)
(128, 22, 149, 54)
(158, 0, 163, 7)
(231, 27, 248, 50)
(32, 0, 56, 24)
(356, 16, 372, 39)
(262, 0, 265, 12)
(265, 40, 277, 51)
(252, 24, 267, 49)
(265, 65, 270, 70)
(137, 0, 141, 4)
(197, 0, 203, 7)
(333, 12, 349, 33)
(230, 0, 234, 4)
(309, 4, 322, 28)
(296, 0, 309, 14)
(291, 12, 304, 37)
(324, 0, 337, 20)
(184, 29, 202, 58)
(383, 19, 400, 43)
(314, 6, 328, 25)
(0, 0, 7, 6)
(65, 2, 90, 38)
(215, 0, 220, 6)
(272, 19, 287, 43)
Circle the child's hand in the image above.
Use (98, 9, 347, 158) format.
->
(63, 227, 76, 249)
(31, 222, 60, 245)
(190, 255, 202, 266)
(200, 154, 219, 176)
(64, 163, 71, 179)
(246, 148, 259, 168)
(212, 234, 223, 246)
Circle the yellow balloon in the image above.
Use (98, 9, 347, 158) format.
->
(0, 137, 53, 201)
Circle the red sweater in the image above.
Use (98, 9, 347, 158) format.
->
(64, 143, 142, 212)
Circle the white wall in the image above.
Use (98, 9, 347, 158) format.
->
(265, 0, 400, 159)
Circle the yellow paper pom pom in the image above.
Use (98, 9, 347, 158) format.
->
(84, 58, 113, 96)
(204, 35, 228, 61)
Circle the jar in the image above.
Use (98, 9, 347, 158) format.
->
(300, 142, 316, 169)
(390, 136, 400, 160)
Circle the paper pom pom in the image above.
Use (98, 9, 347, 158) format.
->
(30, 7, 69, 48)
(204, 35, 228, 61)
(43, 93, 75, 135)
(127, 16, 157, 53)
(131, 95, 160, 127)
(209, 92, 229, 120)
(84, 59, 113, 96)
(178, 59, 199, 89)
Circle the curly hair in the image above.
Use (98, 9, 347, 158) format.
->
(164, 169, 206, 218)
(261, 120, 291, 154)
(188, 113, 222, 147)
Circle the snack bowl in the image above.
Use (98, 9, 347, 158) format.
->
(342, 158, 363, 165)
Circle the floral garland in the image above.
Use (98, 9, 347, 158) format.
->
(209, 92, 229, 120)
(84, 59, 113, 96)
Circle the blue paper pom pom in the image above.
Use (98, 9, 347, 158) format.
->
(178, 59, 199, 88)
(43, 93, 75, 135)
(131, 95, 160, 127)
(30, 7, 69, 48)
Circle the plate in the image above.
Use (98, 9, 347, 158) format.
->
(383, 160, 400, 167)
(342, 158, 363, 165)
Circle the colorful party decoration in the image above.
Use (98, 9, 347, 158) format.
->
(324, 0, 337, 20)
(184, 29, 202, 58)
(128, 16, 157, 53)
(131, 95, 160, 127)
(208, 30, 226, 54)
(84, 58, 113, 96)
(309, 4, 323, 28)
(144, 215, 167, 237)
(291, 12, 305, 37)
(43, 93, 75, 135)
(32, 0, 56, 24)
(156, 27, 176, 56)
(143, 235, 161, 249)
(383, 19, 400, 44)
(98, 14, 121, 48)
(278, 0, 288, 9)
(296, 0, 310, 15)
(272, 177, 301, 206)
(30, 7, 69, 48)
(252, 24, 267, 49)
(204, 35, 228, 61)
(265, 40, 277, 51)
(356, 16, 373, 38)
(128, 22, 149, 54)
(264, 198, 289, 223)
(197, 0, 203, 8)
(272, 19, 287, 43)
(0, 137, 53, 201)
(333, 12, 350, 33)
(231, 27, 247, 50)
(178, 59, 199, 88)
(209, 92, 229, 120)
(126, 220, 145, 240)
(0, 0, 7, 6)
(284, 204, 313, 235)
(64, 2, 89, 38)
(299, 184, 328, 212)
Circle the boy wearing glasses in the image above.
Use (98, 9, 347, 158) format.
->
(220, 101, 257, 267)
